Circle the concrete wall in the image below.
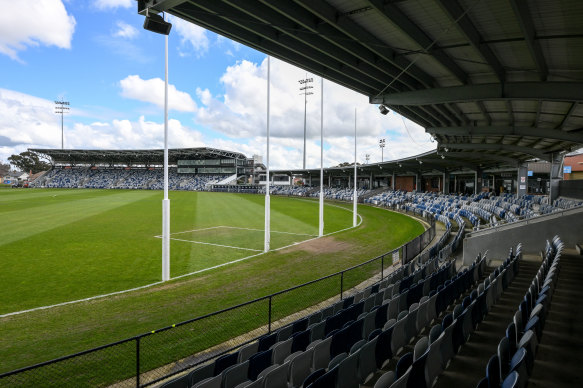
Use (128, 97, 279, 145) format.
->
(463, 206, 583, 265)
(395, 176, 414, 191)
(559, 180, 583, 200)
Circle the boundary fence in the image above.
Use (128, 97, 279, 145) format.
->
(0, 214, 436, 388)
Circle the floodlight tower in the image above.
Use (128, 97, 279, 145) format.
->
(299, 75, 313, 169)
(365, 154, 370, 164)
(142, 8, 172, 281)
(54, 100, 70, 149)
(379, 138, 386, 162)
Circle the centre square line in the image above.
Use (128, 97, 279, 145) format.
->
(162, 236, 263, 252)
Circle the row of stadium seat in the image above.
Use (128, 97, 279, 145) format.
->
(477, 237, 562, 388)
(33, 168, 227, 191)
(159, 240, 453, 388)
(375, 242, 520, 388)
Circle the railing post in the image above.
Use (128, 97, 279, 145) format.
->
(268, 296, 272, 334)
(381, 255, 384, 280)
(136, 337, 140, 388)
(340, 272, 344, 300)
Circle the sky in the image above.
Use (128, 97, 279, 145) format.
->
(0, 0, 436, 170)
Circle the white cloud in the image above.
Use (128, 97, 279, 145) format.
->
(113, 21, 138, 39)
(169, 16, 210, 57)
(95, 0, 132, 10)
(119, 75, 198, 112)
(0, 88, 203, 162)
(0, 0, 76, 61)
(194, 58, 435, 168)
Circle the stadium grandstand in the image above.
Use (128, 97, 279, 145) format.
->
(2, 1, 583, 388)
(29, 148, 259, 191)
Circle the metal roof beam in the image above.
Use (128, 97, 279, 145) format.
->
(555, 103, 577, 130)
(225, 0, 409, 93)
(170, 3, 378, 95)
(428, 125, 583, 144)
(293, 0, 437, 88)
(439, 142, 550, 161)
(436, 0, 505, 82)
(260, 0, 419, 91)
(366, 0, 468, 84)
(444, 151, 519, 166)
(371, 82, 583, 105)
(183, 0, 387, 92)
(509, 0, 548, 81)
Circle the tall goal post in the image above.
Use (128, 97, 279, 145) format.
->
(264, 56, 271, 253)
(162, 26, 170, 281)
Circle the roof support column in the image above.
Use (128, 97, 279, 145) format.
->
(443, 171, 450, 194)
(549, 152, 564, 203)
(475, 167, 483, 195)
(392, 171, 396, 190)
(415, 172, 420, 192)
(517, 164, 528, 197)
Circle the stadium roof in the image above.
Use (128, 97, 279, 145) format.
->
(31, 148, 248, 165)
(138, 0, 583, 167)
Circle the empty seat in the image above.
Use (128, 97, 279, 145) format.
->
(302, 369, 326, 388)
(395, 352, 413, 380)
(497, 337, 511, 381)
(271, 338, 292, 365)
(222, 361, 249, 388)
(486, 354, 500, 388)
(291, 329, 311, 353)
(215, 352, 239, 376)
(357, 336, 378, 385)
(261, 363, 287, 388)
(277, 325, 293, 342)
(310, 366, 338, 388)
(238, 342, 259, 363)
(501, 371, 519, 388)
(373, 371, 394, 388)
(248, 349, 273, 381)
(376, 325, 395, 369)
(312, 336, 332, 371)
(335, 352, 359, 388)
(288, 348, 313, 388)
(193, 374, 222, 388)
(189, 363, 215, 387)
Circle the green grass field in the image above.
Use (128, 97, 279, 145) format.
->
(0, 188, 424, 385)
(0, 189, 355, 314)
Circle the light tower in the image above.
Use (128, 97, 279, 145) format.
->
(365, 154, 370, 164)
(299, 75, 313, 169)
(379, 138, 386, 162)
(54, 100, 70, 149)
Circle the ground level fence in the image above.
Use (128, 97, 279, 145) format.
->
(0, 218, 435, 388)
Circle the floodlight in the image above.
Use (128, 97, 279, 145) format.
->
(379, 104, 390, 115)
(144, 12, 172, 35)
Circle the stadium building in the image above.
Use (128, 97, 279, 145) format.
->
(2, 1, 583, 388)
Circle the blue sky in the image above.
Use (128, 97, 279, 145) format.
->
(0, 0, 435, 169)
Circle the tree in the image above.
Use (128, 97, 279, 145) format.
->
(8, 151, 51, 174)
(0, 162, 10, 176)
(334, 162, 361, 167)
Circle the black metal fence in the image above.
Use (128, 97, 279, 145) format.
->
(0, 219, 436, 388)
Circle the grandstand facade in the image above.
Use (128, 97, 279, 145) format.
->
(30, 148, 259, 191)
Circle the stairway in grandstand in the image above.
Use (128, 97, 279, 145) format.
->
(433, 254, 541, 387)
(214, 174, 238, 185)
(528, 249, 583, 387)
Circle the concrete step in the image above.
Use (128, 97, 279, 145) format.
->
(433, 255, 541, 388)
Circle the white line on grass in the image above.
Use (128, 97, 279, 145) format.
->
(162, 237, 263, 252)
(221, 226, 317, 237)
(0, 281, 165, 318)
(1, 199, 362, 317)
